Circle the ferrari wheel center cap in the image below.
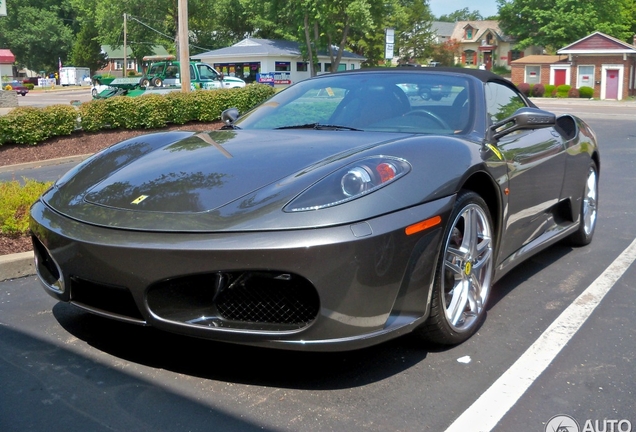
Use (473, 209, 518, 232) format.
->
(464, 261, 472, 276)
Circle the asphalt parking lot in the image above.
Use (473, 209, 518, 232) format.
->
(1, 98, 635, 431)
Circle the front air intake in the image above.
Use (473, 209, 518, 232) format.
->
(147, 271, 320, 331)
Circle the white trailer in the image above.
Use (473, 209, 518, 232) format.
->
(59, 67, 91, 86)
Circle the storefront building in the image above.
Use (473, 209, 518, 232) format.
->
(194, 38, 366, 86)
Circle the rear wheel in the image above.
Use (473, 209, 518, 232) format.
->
(417, 190, 494, 345)
(568, 160, 598, 246)
(139, 78, 150, 88)
(151, 77, 163, 87)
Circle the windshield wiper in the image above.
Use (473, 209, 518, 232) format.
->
(274, 123, 362, 131)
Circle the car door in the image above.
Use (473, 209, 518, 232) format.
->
(485, 82, 567, 262)
(196, 64, 223, 90)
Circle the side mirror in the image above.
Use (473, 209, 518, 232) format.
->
(221, 107, 239, 125)
(490, 107, 556, 141)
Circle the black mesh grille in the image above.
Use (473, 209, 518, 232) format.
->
(146, 271, 320, 330)
(215, 275, 319, 325)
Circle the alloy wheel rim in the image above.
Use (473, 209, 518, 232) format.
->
(442, 204, 493, 332)
(583, 167, 598, 236)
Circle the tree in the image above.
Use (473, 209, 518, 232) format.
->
(438, 7, 484, 22)
(430, 39, 461, 66)
(70, 25, 108, 74)
(393, 0, 435, 64)
(497, 0, 635, 51)
(0, 1, 75, 73)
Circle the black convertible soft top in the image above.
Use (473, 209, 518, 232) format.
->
(356, 66, 505, 83)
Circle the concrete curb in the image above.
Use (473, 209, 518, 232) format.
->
(1, 157, 93, 282)
(0, 154, 92, 174)
(0, 251, 35, 281)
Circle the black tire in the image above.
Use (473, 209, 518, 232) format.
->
(91, 88, 97, 97)
(416, 190, 494, 345)
(139, 78, 150, 88)
(151, 77, 163, 87)
(567, 160, 598, 246)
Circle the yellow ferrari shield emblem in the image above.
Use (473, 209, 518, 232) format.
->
(131, 195, 149, 205)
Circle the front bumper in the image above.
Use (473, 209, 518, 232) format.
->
(30, 196, 452, 351)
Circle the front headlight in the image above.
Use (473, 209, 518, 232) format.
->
(285, 156, 411, 212)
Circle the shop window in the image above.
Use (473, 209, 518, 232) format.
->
(297, 62, 308, 72)
(577, 65, 594, 88)
(275, 62, 290, 72)
(510, 50, 523, 62)
(525, 65, 541, 84)
(464, 50, 475, 65)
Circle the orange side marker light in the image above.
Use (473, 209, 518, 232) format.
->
(405, 215, 442, 236)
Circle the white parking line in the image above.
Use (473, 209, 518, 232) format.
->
(444, 237, 636, 432)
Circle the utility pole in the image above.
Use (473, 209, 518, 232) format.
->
(178, 0, 190, 92)
(123, 13, 127, 78)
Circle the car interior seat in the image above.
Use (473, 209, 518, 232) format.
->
(330, 85, 411, 128)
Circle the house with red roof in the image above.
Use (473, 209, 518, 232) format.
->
(511, 32, 636, 100)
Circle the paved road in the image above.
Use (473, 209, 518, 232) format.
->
(16, 87, 93, 108)
(1, 103, 635, 431)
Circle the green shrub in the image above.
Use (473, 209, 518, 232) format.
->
(579, 86, 594, 98)
(25, 83, 35, 90)
(492, 65, 511, 77)
(78, 99, 111, 132)
(556, 84, 571, 98)
(164, 92, 198, 124)
(4, 84, 275, 145)
(0, 179, 52, 236)
(544, 84, 556, 97)
(41, 105, 78, 137)
(0, 107, 51, 145)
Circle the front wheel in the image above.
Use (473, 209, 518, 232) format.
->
(567, 160, 598, 246)
(416, 190, 494, 345)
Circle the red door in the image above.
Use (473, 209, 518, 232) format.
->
(554, 69, 566, 86)
(605, 69, 619, 99)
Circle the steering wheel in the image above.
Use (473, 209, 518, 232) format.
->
(403, 110, 451, 129)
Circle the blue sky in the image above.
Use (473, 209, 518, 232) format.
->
(429, 0, 499, 19)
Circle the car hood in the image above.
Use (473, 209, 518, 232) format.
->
(42, 129, 464, 232)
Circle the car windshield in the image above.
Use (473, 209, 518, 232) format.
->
(198, 64, 219, 80)
(236, 72, 472, 134)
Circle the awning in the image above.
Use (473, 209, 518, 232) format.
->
(0, 49, 16, 63)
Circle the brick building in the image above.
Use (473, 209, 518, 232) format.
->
(511, 32, 636, 100)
